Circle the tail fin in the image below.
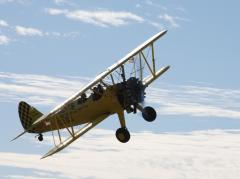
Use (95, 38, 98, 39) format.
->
(18, 101, 43, 132)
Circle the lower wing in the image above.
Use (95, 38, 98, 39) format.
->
(41, 113, 108, 159)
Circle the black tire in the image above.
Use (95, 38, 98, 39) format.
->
(142, 106, 157, 122)
(38, 134, 43, 141)
(115, 127, 130, 143)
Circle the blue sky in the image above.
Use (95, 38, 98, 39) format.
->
(1, 0, 240, 178)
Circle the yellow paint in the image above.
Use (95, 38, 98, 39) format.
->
(33, 85, 124, 133)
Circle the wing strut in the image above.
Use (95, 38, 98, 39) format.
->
(121, 65, 126, 83)
(41, 114, 108, 159)
(139, 53, 143, 81)
(151, 43, 156, 74)
(140, 51, 154, 76)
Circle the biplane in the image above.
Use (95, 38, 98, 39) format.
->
(12, 30, 170, 159)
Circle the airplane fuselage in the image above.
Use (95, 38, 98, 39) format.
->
(33, 84, 124, 133)
(33, 77, 145, 134)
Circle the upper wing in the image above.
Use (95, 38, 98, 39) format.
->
(105, 30, 167, 74)
(31, 30, 167, 127)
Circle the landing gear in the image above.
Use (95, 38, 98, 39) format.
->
(115, 127, 130, 143)
(37, 134, 43, 142)
(116, 111, 130, 143)
(137, 104, 157, 122)
(142, 106, 157, 122)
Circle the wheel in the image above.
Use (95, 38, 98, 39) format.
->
(115, 127, 130, 143)
(142, 106, 157, 122)
(38, 134, 43, 141)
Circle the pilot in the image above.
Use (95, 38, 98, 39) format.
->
(81, 93, 87, 102)
(92, 84, 104, 101)
(97, 84, 104, 95)
(77, 93, 87, 104)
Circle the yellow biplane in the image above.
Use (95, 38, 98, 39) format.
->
(12, 30, 170, 159)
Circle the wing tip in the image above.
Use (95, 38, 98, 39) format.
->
(163, 29, 168, 34)
(159, 29, 168, 36)
(40, 155, 48, 160)
(41, 151, 53, 159)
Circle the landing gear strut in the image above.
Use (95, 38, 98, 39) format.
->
(37, 134, 43, 142)
(116, 111, 130, 143)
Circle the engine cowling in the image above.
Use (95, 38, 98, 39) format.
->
(116, 77, 145, 113)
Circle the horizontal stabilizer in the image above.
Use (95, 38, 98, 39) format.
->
(11, 131, 27, 142)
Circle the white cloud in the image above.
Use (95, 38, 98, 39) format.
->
(52, 0, 75, 7)
(145, 0, 167, 10)
(0, 35, 10, 45)
(159, 14, 180, 28)
(14, 25, 78, 38)
(0, 19, 8, 27)
(0, 72, 89, 105)
(148, 21, 163, 30)
(0, 0, 30, 4)
(53, 0, 64, 4)
(0, 0, 15, 3)
(46, 8, 144, 27)
(147, 84, 240, 119)
(0, 19, 78, 39)
(15, 26, 44, 36)
(47, 8, 67, 15)
(158, 14, 189, 28)
(157, 102, 240, 118)
(2, 129, 240, 178)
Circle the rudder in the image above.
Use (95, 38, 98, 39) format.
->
(18, 101, 43, 131)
